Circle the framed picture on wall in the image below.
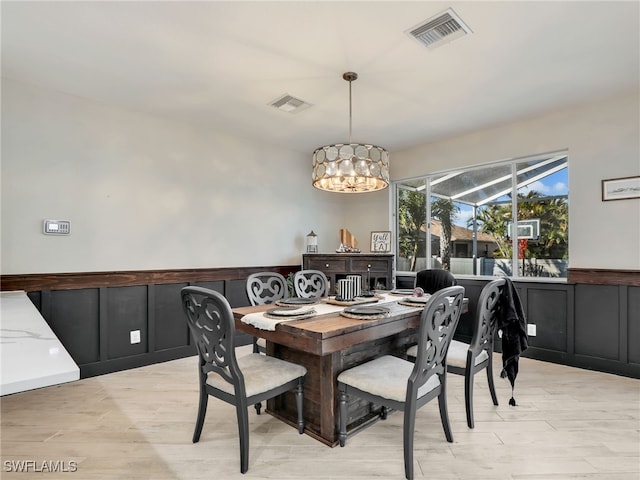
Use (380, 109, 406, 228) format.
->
(602, 176, 640, 201)
(370, 231, 391, 252)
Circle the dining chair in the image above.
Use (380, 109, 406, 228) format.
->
(181, 286, 307, 474)
(337, 285, 465, 480)
(245, 272, 288, 354)
(414, 268, 457, 294)
(407, 278, 504, 428)
(293, 269, 329, 298)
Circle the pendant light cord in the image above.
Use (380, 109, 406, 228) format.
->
(348, 78, 353, 144)
(343, 71, 358, 145)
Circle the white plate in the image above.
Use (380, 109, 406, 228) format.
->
(343, 306, 390, 316)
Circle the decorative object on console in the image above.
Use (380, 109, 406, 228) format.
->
(337, 228, 360, 253)
(311, 72, 389, 193)
(306, 230, 318, 253)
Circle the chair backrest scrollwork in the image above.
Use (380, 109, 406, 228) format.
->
(246, 272, 288, 306)
(294, 270, 328, 298)
(181, 286, 243, 392)
(408, 285, 465, 397)
(469, 278, 505, 356)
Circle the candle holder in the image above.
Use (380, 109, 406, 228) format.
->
(361, 265, 375, 297)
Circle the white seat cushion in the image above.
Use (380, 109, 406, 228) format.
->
(206, 353, 306, 398)
(256, 338, 266, 349)
(337, 355, 440, 403)
(407, 340, 489, 369)
(447, 340, 489, 368)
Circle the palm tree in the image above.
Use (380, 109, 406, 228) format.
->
(522, 194, 568, 259)
(431, 198, 459, 270)
(473, 206, 512, 258)
(398, 189, 426, 271)
(398, 192, 461, 271)
(473, 191, 568, 261)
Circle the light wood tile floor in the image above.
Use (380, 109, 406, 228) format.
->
(2, 346, 638, 479)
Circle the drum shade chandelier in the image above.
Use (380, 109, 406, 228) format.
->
(312, 72, 389, 193)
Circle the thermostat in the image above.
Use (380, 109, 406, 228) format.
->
(43, 220, 71, 235)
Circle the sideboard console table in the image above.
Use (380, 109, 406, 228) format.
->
(302, 253, 394, 292)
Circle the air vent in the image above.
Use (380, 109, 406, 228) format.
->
(406, 8, 472, 50)
(269, 94, 312, 114)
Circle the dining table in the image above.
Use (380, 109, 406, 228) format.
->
(232, 292, 468, 447)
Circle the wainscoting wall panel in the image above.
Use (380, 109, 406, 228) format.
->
(225, 278, 253, 308)
(628, 286, 640, 365)
(454, 278, 571, 358)
(406, 273, 638, 378)
(574, 284, 620, 361)
(48, 289, 100, 365)
(106, 285, 148, 360)
(153, 283, 189, 352)
(3, 267, 638, 379)
(2, 266, 298, 378)
(527, 286, 568, 353)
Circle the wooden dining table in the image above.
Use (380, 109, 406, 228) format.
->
(232, 295, 468, 447)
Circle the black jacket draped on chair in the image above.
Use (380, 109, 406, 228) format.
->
(497, 278, 528, 405)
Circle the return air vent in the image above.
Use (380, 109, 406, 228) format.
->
(406, 8, 472, 50)
(269, 94, 312, 114)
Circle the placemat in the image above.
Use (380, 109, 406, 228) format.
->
(397, 300, 426, 308)
(339, 311, 390, 320)
(325, 294, 383, 306)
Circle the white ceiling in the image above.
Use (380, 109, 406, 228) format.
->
(2, 1, 638, 154)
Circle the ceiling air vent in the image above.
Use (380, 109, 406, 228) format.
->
(269, 94, 312, 114)
(406, 8, 472, 50)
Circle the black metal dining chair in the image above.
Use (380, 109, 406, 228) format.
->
(408, 278, 504, 428)
(337, 286, 465, 480)
(414, 268, 457, 293)
(181, 286, 306, 474)
(293, 269, 328, 298)
(245, 272, 288, 354)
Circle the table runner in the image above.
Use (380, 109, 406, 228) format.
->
(241, 293, 400, 331)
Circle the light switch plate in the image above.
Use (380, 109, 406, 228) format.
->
(527, 324, 537, 336)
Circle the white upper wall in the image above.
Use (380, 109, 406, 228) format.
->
(2, 80, 639, 274)
(377, 90, 639, 271)
(1, 79, 349, 274)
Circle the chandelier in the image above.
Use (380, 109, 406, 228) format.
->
(312, 72, 389, 193)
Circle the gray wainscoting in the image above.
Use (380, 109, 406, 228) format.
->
(398, 274, 639, 378)
(4, 267, 639, 379)
(4, 267, 297, 378)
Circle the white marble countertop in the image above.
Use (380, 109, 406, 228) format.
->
(1, 290, 79, 396)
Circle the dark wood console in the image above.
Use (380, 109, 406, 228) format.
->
(302, 253, 394, 292)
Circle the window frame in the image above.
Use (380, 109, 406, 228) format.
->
(392, 150, 569, 280)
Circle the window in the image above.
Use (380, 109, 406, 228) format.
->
(393, 151, 568, 279)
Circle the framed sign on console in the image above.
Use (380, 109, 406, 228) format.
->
(370, 231, 391, 253)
